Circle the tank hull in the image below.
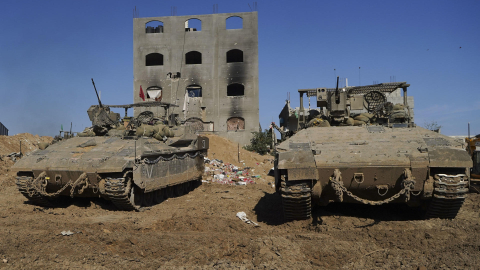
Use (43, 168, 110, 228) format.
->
(13, 136, 208, 210)
(275, 126, 471, 220)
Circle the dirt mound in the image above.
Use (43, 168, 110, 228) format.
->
(203, 134, 274, 183)
(0, 133, 53, 156)
(0, 134, 53, 190)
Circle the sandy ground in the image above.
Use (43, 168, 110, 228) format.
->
(0, 134, 479, 269)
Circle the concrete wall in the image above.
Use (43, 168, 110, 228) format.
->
(0, 122, 8, 136)
(133, 12, 259, 146)
(385, 89, 415, 121)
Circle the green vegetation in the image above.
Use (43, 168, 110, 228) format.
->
(243, 129, 273, 155)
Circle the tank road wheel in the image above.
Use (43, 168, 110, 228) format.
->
(280, 180, 312, 221)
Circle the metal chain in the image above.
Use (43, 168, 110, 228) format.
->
(142, 151, 204, 164)
(329, 169, 416, 206)
(27, 172, 89, 198)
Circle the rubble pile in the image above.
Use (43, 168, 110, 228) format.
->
(203, 157, 261, 185)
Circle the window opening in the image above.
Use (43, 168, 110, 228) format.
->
(145, 21, 164, 33)
(227, 117, 245, 131)
(146, 53, 163, 66)
(226, 16, 243, 30)
(227, 83, 244, 96)
(226, 49, 243, 63)
(185, 18, 201, 31)
(146, 86, 162, 101)
(185, 51, 202, 65)
(186, 85, 202, 97)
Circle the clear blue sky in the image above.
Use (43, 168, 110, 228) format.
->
(1, 0, 479, 136)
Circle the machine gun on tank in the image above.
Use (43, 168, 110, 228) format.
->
(83, 79, 179, 137)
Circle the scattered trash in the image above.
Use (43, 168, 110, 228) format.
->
(236, 211, 259, 226)
(61, 230, 74, 236)
(2, 259, 7, 263)
(268, 167, 275, 176)
(203, 156, 259, 185)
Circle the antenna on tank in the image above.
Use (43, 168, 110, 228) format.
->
(358, 67, 361, 86)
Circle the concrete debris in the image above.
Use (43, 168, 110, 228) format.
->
(61, 230, 74, 236)
(236, 212, 259, 226)
(203, 157, 259, 185)
(268, 167, 274, 176)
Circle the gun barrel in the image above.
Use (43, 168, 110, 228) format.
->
(91, 78, 103, 107)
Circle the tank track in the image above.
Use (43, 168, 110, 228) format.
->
(280, 180, 312, 220)
(104, 177, 138, 211)
(425, 174, 469, 219)
(104, 176, 201, 211)
(16, 176, 56, 207)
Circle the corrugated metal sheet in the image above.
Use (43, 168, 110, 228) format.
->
(0, 122, 8, 136)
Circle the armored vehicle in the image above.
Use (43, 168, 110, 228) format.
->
(13, 89, 208, 210)
(275, 79, 471, 220)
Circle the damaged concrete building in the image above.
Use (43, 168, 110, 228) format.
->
(133, 12, 259, 145)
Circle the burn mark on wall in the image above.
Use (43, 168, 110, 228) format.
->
(226, 56, 246, 119)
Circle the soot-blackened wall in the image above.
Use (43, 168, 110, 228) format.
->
(133, 12, 259, 145)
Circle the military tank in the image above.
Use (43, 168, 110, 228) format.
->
(12, 85, 208, 211)
(274, 78, 471, 220)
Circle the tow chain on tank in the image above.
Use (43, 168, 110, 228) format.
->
(280, 179, 312, 220)
(426, 174, 468, 219)
(329, 169, 416, 205)
(141, 151, 204, 164)
(18, 171, 89, 199)
(16, 176, 56, 207)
